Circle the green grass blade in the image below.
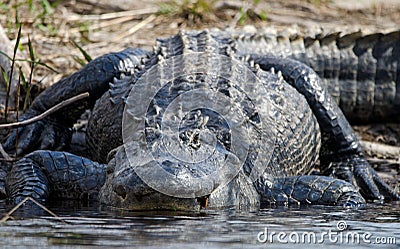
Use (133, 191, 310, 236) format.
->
(0, 52, 58, 73)
(1, 66, 9, 89)
(35, 60, 58, 73)
(5, 24, 22, 118)
(20, 68, 31, 112)
(27, 35, 35, 63)
(19, 66, 27, 88)
(71, 40, 92, 63)
(0, 51, 12, 61)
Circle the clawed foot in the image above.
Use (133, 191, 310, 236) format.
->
(2, 114, 71, 157)
(323, 156, 400, 203)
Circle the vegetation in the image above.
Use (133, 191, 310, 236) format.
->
(0, 1, 92, 118)
(158, 0, 268, 24)
(0, 0, 396, 120)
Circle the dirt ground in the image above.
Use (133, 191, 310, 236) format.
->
(0, 0, 399, 192)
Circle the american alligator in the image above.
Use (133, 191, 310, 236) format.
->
(1, 29, 399, 210)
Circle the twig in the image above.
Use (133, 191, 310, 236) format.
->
(367, 157, 399, 166)
(360, 140, 400, 159)
(111, 15, 156, 42)
(67, 8, 159, 21)
(68, 15, 139, 34)
(0, 92, 89, 129)
(0, 197, 64, 224)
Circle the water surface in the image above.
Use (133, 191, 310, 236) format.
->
(0, 200, 399, 248)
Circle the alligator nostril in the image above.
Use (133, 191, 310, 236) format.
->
(115, 184, 127, 199)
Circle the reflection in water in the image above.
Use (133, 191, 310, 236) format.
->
(0, 200, 399, 248)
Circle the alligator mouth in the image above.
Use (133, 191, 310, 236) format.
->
(119, 164, 219, 211)
(99, 147, 217, 211)
(113, 111, 243, 210)
(99, 151, 260, 211)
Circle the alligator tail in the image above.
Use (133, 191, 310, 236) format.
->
(234, 30, 400, 123)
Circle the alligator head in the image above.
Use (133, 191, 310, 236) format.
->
(99, 134, 260, 211)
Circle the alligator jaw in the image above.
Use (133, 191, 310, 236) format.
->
(98, 146, 210, 211)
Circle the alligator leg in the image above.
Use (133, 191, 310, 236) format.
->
(262, 175, 365, 207)
(5, 150, 107, 204)
(2, 48, 149, 156)
(252, 55, 400, 202)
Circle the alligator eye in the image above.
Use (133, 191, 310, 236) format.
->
(196, 195, 209, 208)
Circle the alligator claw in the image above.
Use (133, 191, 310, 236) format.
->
(371, 168, 400, 201)
(3, 122, 42, 156)
(2, 117, 71, 157)
(325, 156, 399, 202)
(353, 161, 383, 201)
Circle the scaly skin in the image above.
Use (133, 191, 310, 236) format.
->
(233, 29, 400, 123)
(6, 151, 106, 203)
(2, 29, 400, 210)
(2, 48, 149, 156)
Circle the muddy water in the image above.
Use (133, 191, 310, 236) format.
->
(0, 200, 399, 248)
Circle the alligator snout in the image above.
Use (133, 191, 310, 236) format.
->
(99, 146, 209, 210)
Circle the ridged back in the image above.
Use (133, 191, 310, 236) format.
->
(125, 30, 321, 182)
(89, 30, 322, 182)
